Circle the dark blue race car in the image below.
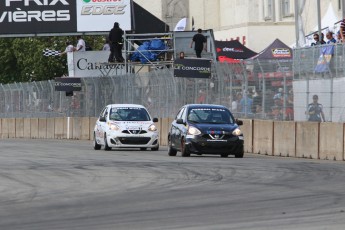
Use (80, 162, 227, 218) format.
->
(168, 104, 244, 158)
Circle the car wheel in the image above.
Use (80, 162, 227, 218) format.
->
(93, 132, 101, 150)
(181, 139, 190, 157)
(168, 137, 177, 156)
(104, 133, 112, 151)
(151, 145, 159, 151)
(220, 153, 228, 158)
(140, 148, 147, 151)
(234, 146, 244, 158)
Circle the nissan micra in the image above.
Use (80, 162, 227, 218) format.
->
(93, 104, 159, 151)
(168, 104, 244, 158)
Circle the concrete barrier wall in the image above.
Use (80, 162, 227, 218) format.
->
(319, 122, 344, 161)
(1, 117, 344, 161)
(273, 121, 296, 157)
(241, 119, 253, 153)
(253, 120, 274, 155)
(296, 122, 319, 159)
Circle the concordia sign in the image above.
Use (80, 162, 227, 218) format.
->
(0, 0, 132, 35)
(174, 59, 211, 78)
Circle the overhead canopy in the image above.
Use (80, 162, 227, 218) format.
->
(131, 1, 169, 33)
(250, 39, 293, 60)
(215, 40, 257, 60)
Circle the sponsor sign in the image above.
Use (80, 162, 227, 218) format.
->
(55, 77, 82, 91)
(71, 51, 127, 77)
(77, 0, 132, 32)
(174, 59, 211, 78)
(0, 0, 76, 34)
(271, 48, 291, 58)
(0, 0, 132, 35)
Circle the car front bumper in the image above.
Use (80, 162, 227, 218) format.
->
(185, 135, 243, 155)
(107, 132, 159, 148)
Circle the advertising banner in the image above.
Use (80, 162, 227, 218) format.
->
(55, 77, 82, 91)
(0, 0, 77, 34)
(174, 59, 211, 78)
(71, 51, 127, 77)
(0, 0, 132, 35)
(77, 0, 132, 32)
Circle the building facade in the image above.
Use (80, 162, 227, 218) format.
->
(134, 0, 343, 52)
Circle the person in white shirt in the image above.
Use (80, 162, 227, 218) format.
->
(76, 35, 86, 51)
(60, 41, 75, 56)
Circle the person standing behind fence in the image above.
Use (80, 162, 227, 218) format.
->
(108, 22, 124, 63)
(307, 94, 325, 122)
(340, 18, 345, 42)
(190, 28, 207, 58)
(76, 35, 86, 52)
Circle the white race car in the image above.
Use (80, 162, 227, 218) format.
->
(93, 104, 159, 151)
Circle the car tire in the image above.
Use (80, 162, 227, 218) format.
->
(168, 137, 177, 156)
(181, 139, 190, 157)
(104, 133, 112, 151)
(140, 148, 147, 151)
(151, 146, 159, 151)
(93, 132, 101, 150)
(234, 146, 244, 158)
(220, 153, 228, 158)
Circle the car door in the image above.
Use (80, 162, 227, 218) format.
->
(170, 106, 185, 148)
(174, 106, 188, 150)
(95, 106, 108, 144)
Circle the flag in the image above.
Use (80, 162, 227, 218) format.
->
(192, 16, 195, 31)
(314, 45, 334, 73)
(43, 48, 60, 57)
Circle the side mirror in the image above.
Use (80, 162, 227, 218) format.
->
(99, 117, 106, 122)
(236, 119, 243, 126)
(176, 118, 184, 124)
(153, 117, 158, 122)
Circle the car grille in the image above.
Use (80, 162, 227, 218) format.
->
(202, 134, 233, 140)
(122, 130, 147, 134)
(118, 137, 151, 145)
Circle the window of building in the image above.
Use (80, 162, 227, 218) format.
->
(281, 0, 291, 17)
(264, 0, 273, 20)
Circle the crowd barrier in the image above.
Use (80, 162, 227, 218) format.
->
(1, 117, 343, 161)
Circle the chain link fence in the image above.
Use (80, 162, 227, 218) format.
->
(1, 44, 345, 121)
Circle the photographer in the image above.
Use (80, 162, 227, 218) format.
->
(307, 94, 325, 122)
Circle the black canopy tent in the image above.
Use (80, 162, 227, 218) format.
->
(215, 40, 257, 62)
(249, 38, 293, 77)
(131, 1, 169, 34)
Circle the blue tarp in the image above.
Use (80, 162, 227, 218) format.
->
(130, 39, 167, 63)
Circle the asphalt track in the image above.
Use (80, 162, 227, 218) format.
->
(1, 139, 345, 230)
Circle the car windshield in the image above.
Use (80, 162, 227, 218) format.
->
(109, 107, 151, 121)
(187, 108, 234, 124)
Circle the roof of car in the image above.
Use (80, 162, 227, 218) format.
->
(185, 104, 228, 109)
(108, 104, 146, 109)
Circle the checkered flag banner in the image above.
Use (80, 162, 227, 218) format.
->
(43, 48, 61, 57)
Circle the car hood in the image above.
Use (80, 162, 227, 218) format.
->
(190, 123, 239, 134)
(110, 121, 153, 130)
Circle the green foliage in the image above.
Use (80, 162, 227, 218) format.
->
(0, 35, 105, 84)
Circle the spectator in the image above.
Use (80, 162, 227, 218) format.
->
(252, 90, 262, 114)
(76, 35, 86, 51)
(340, 18, 345, 42)
(240, 91, 253, 115)
(60, 40, 74, 56)
(326, 31, 336, 44)
(336, 30, 342, 43)
(108, 22, 125, 63)
(306, 94, 325, 122)
(273, 88, 283, 101)
(102, 37, 111, 51)
(190, 28, 207, 58)
(311, 33, 325, 46)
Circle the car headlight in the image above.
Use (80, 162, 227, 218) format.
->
(188, 126, 201, 135)
(110, 124, 120, 131)
(148, 124, 157, 132)
(232, 128, 242, 136)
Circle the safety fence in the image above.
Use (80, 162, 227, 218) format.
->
(1, 44, 345, 122)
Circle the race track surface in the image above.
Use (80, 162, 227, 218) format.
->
(0, 139, 345, 230)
